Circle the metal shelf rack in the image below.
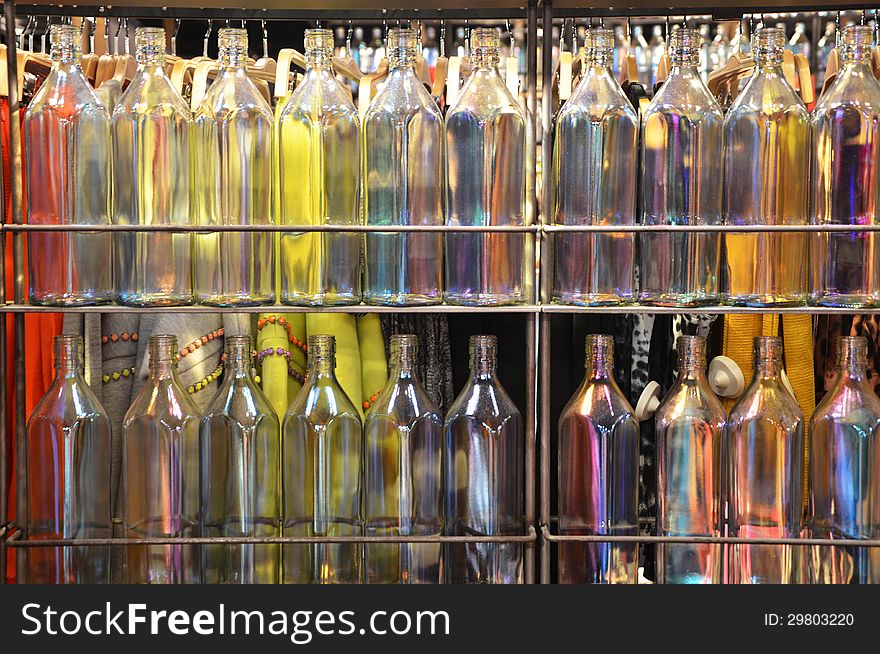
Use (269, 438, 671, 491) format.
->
(2, 0, 879, 587)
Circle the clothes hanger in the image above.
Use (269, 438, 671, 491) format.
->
(253, 19, 276, 74)
(618, 17, 640, 86)
(504, 19, 519, 97)
(820, 12, 841, 97)
(81, 17, 100, 84)
(111, 17, 135, 85)
(431, 19, 449, 105)
(94, 16, 116, 86)
(557, 18, 573, 103)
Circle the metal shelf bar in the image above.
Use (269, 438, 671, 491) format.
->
(6, 525, 537, 546)
(542, 224, 880, 233)
(541, 526, 880, 548)
(5, 224, 539, 233)
(0, 303, 544, 314)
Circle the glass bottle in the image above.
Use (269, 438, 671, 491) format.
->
(362, 28, 444, 306)
(445, 28, 528, 306)
(552, 28, 638, 306)
(193, 28, 274, 306)
(200, 335, 281, 583)
(811, 25, 880, 308)
(25, 25, 113, 306)
(655, 335, 725, 584)
(724, 28, 810, 307)
(122, 335, 200, 584)
(557, 334, 640, 584)
(278, 29, 360, 306)
(444, 335, 524, 583)
(640, 27, 723, 307)
(808, 336, 880, 584)
(363, 334, 443, 583)
(112, 27, 192, 306)
(282, 334, 363, 583)
(25, 335, 111, 583)
(727, 336, 805, 584)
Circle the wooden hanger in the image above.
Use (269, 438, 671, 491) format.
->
(190, 59, 219, 111)
(445, 55, 462, 108)
(820, 47, 839, 97)
(110, 18, 135, 85)
(782, 49, 798, 90)
(619, 47, 640, 86)
(273, 47, 307, 100)
(794, 53, 814, 105)
(357, 57, 388, 118)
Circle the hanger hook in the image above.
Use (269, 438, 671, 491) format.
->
(262, 19, 270, 59)
(626, 16, 631, 43)
(203, 18, 213, 57)
(171, 18, 181, 57)
(19, 14, 34, 51)
(123, 17, 130, 55)
(440, 18, 446, 58)
(506, 18, 513, 54)
(559, 18, 566, 52)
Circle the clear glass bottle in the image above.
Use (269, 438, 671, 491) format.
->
(282, 334, 363, 583)
(26, 335, 111, 583)
(727, 336, 806, 584)
(193, 29, 274, 306)
(122, 335, 200, 584)
(811, 25, 880, 308)
(200, 335, 281, 583)
(362, 28, 444, 306)
(640, 28, 723, 307)
(552, 28, 637, 306)
(445, 28, 528, 306)
(363, 334, 443, 583)
(278, 29, 360, 306)
(808, 336, 880, 584)
(112, 27, 192, 306)
(557, 334, 640, 584)
(25, 25, 113, 306)
(655, 335, 725, 584)
(724, 28, 810, 307)
(444, 335, 524, 583)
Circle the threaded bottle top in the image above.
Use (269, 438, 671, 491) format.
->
(218, 27, 248, 67)
(304, 28, 334, 67)
(225, 335, 253, 374)
(754, 336, 783, 376)
(470, 334, 498, 376)
(148, 334, 178, 376)
(676, 335, 707, 376)
(308, 334, 336, 371)
(585, 334, 614, 378)
(752, 27, 786, 66)
(387, 28, 418, 68)
(585, 28, 613, 68)
(471, 27, 501, 68)
(50, 24, 82, 64)
(54, 334, 83, 373)
(668, 27, 700, 69)
(841, 25, 873, 63)
(390, 334, 418, 373)
(135, 27, 166, 66)
(837, 335, 868, 374)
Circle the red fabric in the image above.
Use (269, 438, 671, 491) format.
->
(2, 98, 63, 582)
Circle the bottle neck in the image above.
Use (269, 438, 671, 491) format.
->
(306, 48, 332, 70)
(586, 358, 612, 381)
(472, 46, 500, 69)
(227, 343, 252, 379)
(586, 49, 613, 69)
(756, 357, 783, 379)
(219, 46, 247, 69)
(308, 353, 336, 379)
(55, 357, 82, 380)
(388, 48, 417, 70)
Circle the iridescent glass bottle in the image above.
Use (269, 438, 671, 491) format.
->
(808, 336, 880, 584)
(445, 28, 528, 306)
(26, 335, 111, 583)
(362, 29, 443, 306)
(112, 27, 192, 306)
(444, 335, 524, 583)
(278, 29, 360, 306)
(558, 334, 639, 584)
(25, 25, 113, 306)
(655, 335, 725, 584)
(640, 28, 723, 307)
(193, 29, 274, 306)
(200, 336, 281, 583)
(364, 335, 443, 583)
(724, 28, 809, 307)
(727, 336, 805, 584)
(282, 335, 363, 583)
(552, 28, 637, 306)
(122, 335, 200, 584)
(811, 25, 880, 308)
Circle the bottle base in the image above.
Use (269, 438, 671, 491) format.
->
(810, 293, 880, 309)
(281, 292, 360, 307)
(638, 293, 719, 308)
(118, 294, 194, 307)
(29, 294, 115, 307)
(443, 292, 526, 307)
(362, 292, 442, 307)
(551, 293, 633, 307)
(196, 294, 276, 307)
(724, 294, 807, 308)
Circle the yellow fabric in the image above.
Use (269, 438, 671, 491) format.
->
(721, 312, 815, 507)
(305, 313, 364, 417)
(357, 313, 388, 404)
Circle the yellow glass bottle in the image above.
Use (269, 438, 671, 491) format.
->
(277, 29, 361, 306)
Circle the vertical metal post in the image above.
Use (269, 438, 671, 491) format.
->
(523, 0, 538, 586)
(539, 0, 553, 585)
(5, 0, 27, 583)
(0, 73, 6, 584)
